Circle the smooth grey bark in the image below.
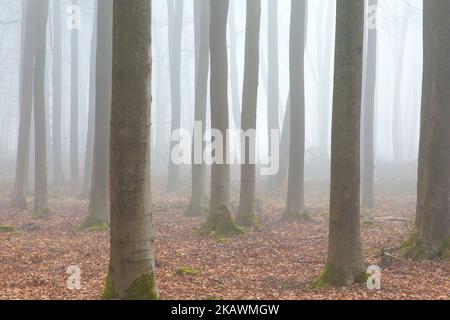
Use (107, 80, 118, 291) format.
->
(265, 0, 280, 192)
(202, 0, 242, 236)
(13, 0, 33, 208)
(104, 0, 158, 300)
(166, 0, 183, 191)
(187, 0, 210, 217)
(318, 0, 366, 287)
(32, 0, 50, 218)
(408, 0, 450, 258)
(52, 0, 64, 185)
(316, 1, 334, 160)
(84, 0, 112, 227)
(361, 0, 377, 209)
(229, 0, 241, 129)
(237, 0, 261, 227)
(70, 0, 80, 189)
(271, 94, 290, 194)
(81, 2, 98, 199)
(391, 10, 411, 163)
(284, 0, 308, 220)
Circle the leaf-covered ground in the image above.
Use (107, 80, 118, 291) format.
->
(0, 179, 449, 300)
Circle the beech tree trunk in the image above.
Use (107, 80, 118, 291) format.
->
(284, 0, 308, 221)
(81, 3, 98, 199)
(317, 0, 366, 287)
(229, 0, 241, 129)
(361, 0, 378, 209)
(13, 0, 34, 208)
(187, 0, 210, 217)
(237, 0, 261, 228)
(408, 0, 450, 259)
(202, 0, 242, 236)
(84, 0, 112, 227)
(70, 0, 80, 189)
(166, 0, 183, 191)
(104, 0, 158, 300)
(265, 0, 280, 192)
(32, 0, 49, 218)
(52, 0, 64, 185)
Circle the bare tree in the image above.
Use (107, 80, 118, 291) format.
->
(103, 0, 158, 300)
(316, 0, 366, 287)
(52, 0, 64, 185)
(237, 0, 261, 228)
(70, 0, 80, 189)
(404, 0, 450, 260)
(187, 0, 210, 217)
(32, 0, 49, 218)
(284, 0, 309, 221)
(200, 0, 242, 236)
(166, 0, 183, 191)
(80, 3, 98, 199)
(12, 0, 33, 208)
(82, 0, 112, 228)
(361, 0, 378, 209)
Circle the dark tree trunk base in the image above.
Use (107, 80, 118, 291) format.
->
(401, 232, 450, 260)
(32, 207, 50, 220)
(314, 264, 368, 288)
(236, 213, 262, 230)
(198, 208, 244, 237)
(78, 216, 109, 232)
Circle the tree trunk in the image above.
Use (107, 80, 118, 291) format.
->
(83, 0, 112, 228)
(187, 0, 210, 217)
(391, 10, 410, 163)
(317, 0, 366, 287)
(12, 0, 33, 208)
(229, 0, 241, 129)
(237, 0, 261, 228)
(271, 94, 290, 194)
(406, 0, 450, 259)
(201, 0, 242, 237)
(361, 0, 378, 209)
(70, 0, 80, 189)
(265, 0, 280, 192)
(316, 1, 334, 160)
(80, 3, 98, 199)
(104, 0, 158, 300)
(284, 0, 308, 221)
(166, 0, 183, 191)
(52, 0, 64, 185)
(32, 0, 50, 218)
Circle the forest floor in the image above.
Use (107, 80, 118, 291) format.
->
(0, 178, 449, 300)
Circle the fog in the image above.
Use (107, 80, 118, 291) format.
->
(0, 0, 423, 188)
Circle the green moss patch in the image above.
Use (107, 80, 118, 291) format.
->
(400, 232, 439, 260)
(123, 273, 159, 300)
(236, 214, 262, 230)
(314, 264, 346, 288)
(78, 217, 109, 232)
(103, 273, 159, 300)
(0, 225, 18, 233)
(174, 267, 202, 277)
(314, 264, 368, 288)
(197, 208, 245, 237)
(102, 275, 119, 300)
